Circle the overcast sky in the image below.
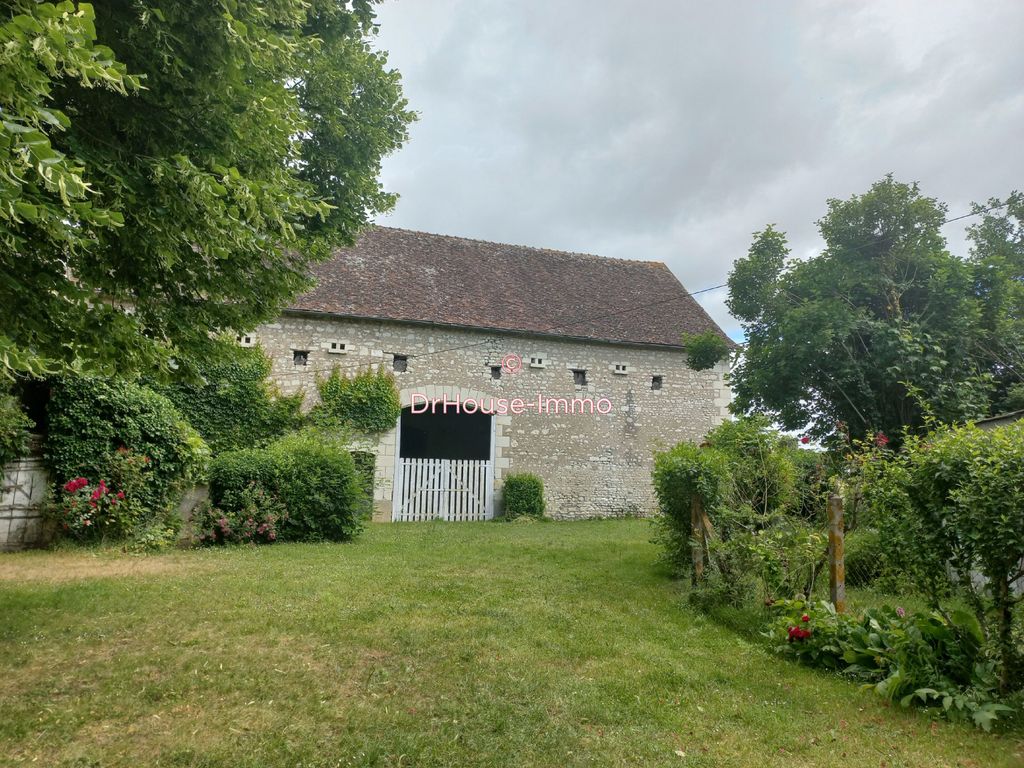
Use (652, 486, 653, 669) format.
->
(369, 1, 1024, 339)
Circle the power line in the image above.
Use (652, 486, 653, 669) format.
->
(279, 278, 731, 376)
(266, 201, 1006, 373)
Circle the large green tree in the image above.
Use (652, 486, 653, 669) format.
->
(967, 192, 1024, 412)
(727, 176, 994, 443)
(1, 1, 412, 380)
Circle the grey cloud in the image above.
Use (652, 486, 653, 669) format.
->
(371, 0, 1024, 338)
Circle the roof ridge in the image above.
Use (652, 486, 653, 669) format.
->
(370, 225, 669, 270)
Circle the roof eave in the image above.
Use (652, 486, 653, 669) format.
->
(280, 308, 692, 352)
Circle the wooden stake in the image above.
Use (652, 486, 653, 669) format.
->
(828, 492, 847, 613)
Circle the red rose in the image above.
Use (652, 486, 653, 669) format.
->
(116, 491, 125, 500)
(800, 436, 810, 445)
(801, 614, 810, 622)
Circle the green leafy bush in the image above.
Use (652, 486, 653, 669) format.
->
(153, 345, 303, 454)
(0, 385, 32, 466)
(653, 417, 809, 600)
(310, 366, 401, 434)
(703, 416, 797, 519)
(682, 330, 730, 372)
(46, 375, 209, 514)
(652, 441, 730, 577)
(209, 431, 363, 542)
(502, 473, 545, 520)
(857, 420, 1024, 692)
(768, 599, 1012, 730)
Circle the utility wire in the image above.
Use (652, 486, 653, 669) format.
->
(272, 202, 1006, 372)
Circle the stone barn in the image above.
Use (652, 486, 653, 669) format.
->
(253, 227, 732, 521)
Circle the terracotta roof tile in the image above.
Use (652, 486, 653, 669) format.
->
(288, 226, 728, 348)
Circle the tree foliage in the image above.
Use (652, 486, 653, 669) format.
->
(682, 330, 730, 371)
(728, 177, 1001, 443)
(1, 0, 413, 380)
(967, 192, 1024, 413)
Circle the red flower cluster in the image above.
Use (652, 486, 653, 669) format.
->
(90, 480, 108, 501)
(799, 436, 810, 445)
(62, 477, 89, 493)
(787, 625, 812, 642)
(874, 432, 889, 447)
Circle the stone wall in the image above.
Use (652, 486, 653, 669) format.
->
(255, 313, 731, 520)
(1, 435, 50, 551)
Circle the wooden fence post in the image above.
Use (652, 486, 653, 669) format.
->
(828, 492, 847, 613)
(690, 495, 705, 586)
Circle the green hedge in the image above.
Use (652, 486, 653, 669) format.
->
(46, 375, 208, 512)
(153, 346, 303, 454)
(502, 473, 545, 520)
(209, 431, 364, 541)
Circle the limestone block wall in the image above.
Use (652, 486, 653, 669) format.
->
(1, 436, 50, 551)
(255, 313, 731, 520)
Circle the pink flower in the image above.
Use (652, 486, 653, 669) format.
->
(874, 432, 889, 448)
(800, 436, 810, 445)
(116, 491, 125, 500)
(896, 606, 906, 618)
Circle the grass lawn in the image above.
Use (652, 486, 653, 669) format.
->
(0, 520, 1020, 767)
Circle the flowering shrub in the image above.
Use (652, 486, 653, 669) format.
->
(55, 476, 136, 541)
(767, 599, 1013, 730)
(46, 374, 209, 513)
(192, 485, 285, 546)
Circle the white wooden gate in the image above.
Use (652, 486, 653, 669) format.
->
(393, 458, 493, 522)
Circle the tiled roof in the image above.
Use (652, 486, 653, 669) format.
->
(288, 226, 729, 348)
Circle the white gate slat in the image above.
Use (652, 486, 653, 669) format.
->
(394, 457, 491, 522)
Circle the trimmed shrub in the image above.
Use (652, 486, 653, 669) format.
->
(310, 366, 401, 434)
(502, 473, 545, 520)
(209, 431, 364, 542)
(46, 375, 209, 514)
(153, 345, 303, 454)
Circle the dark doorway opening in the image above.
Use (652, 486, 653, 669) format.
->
(399, 408, 490, 460)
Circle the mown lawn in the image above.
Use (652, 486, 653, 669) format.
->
(0, 520, 1020, 767)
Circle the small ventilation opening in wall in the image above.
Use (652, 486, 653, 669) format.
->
(237, 334, 254, 347)
(530, 356, 546, 368)
(651, 375, 663, 390)
(328, 341, 347, 354)
(393, 354, 408, 373)
(293, 350, 309, 366)
(572, 368, 588, 386)
(614, 363, 629, 375)
(490, 365, 502, 380)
